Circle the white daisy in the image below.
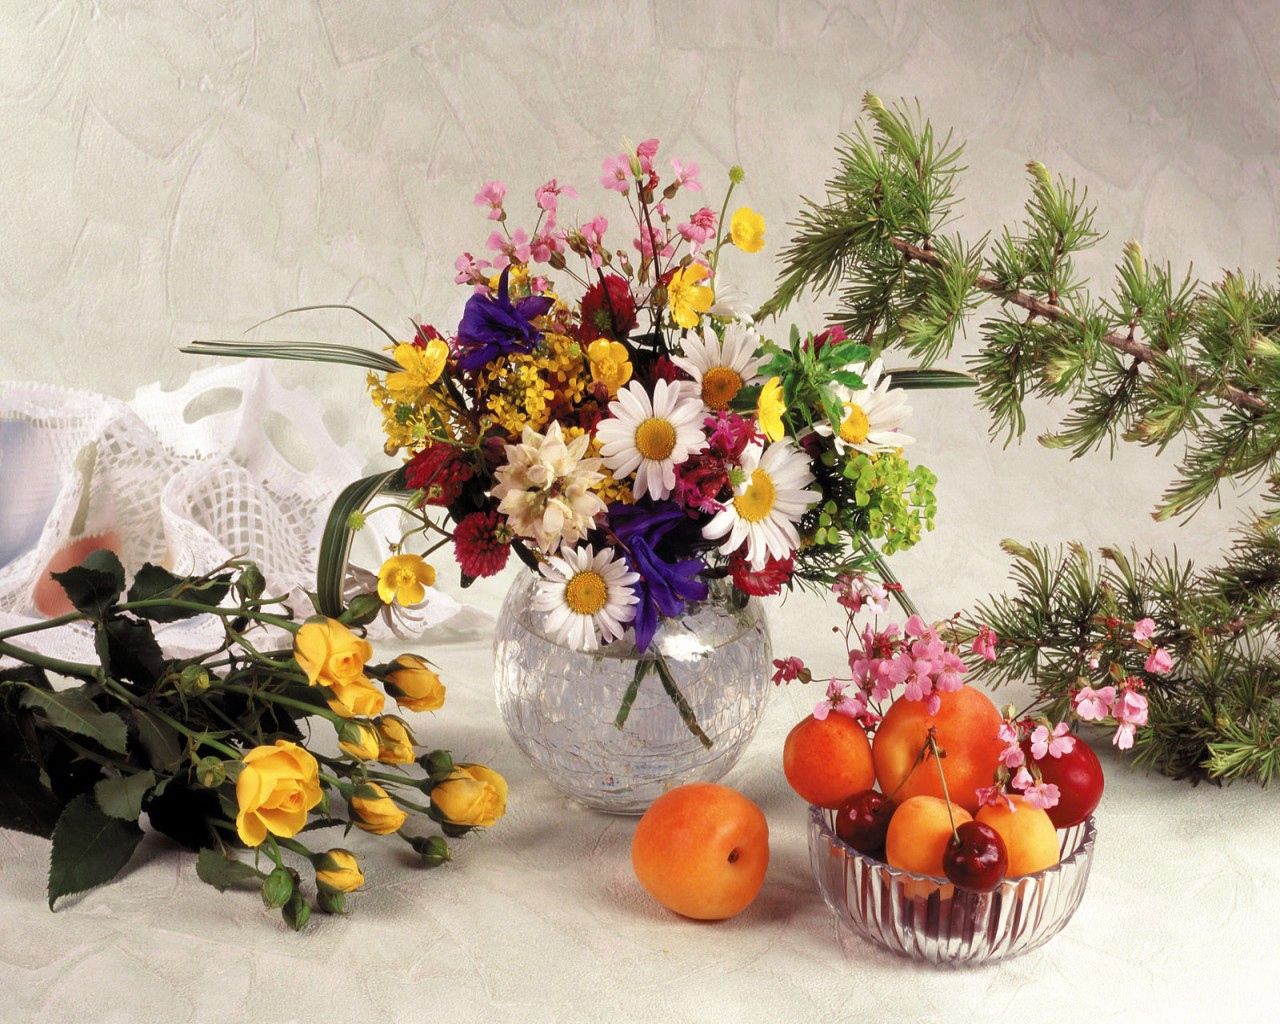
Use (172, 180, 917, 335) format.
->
(702, 440, 820, 569)
(815, 359, 914, 454)
(671, 321, 766, 412)
(492, 422, 606, 553)
(532, 543, 640, 651)
(594, 379, 706, 501)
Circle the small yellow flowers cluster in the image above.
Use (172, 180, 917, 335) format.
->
(564, 426, 634, 506)
(474, 331, 591, 436)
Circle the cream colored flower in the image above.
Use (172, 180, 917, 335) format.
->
(492, 422, 606, 553)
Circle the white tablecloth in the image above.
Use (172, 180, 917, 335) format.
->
(2, 571, 1277, 1024)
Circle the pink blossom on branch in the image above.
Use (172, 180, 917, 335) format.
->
(1020, 780, 1061, 810)
(1030, 721, 1076, 760)
(1073, 684, 1117, 722)
(1144, 646, 1173, 675)
(486, 228, 531, 269)
(535, 178, 578, 213)
(971, 624, 999, 662)
(813, 681, 865, 721)
(1132, 617, 1156, 642)
(601, 154, 630, 193)
(635, 137, 659, 173)
(669, 158, 702, 192)
(771, 656, 807, 685)
(473, 180, 506, 219)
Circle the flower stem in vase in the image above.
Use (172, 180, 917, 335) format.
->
(652, 649, 713, 750)
(613, 658, 650, 732)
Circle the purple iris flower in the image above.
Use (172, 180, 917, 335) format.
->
(455, 267, 554, 372)
(610, 500, 709, 652)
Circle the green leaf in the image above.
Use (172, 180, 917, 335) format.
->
(19, 685, 128, 754)
(93, 770, 156, 821)
(315, 469, 407, 616)
(132, 709, 183, 770)
(47, 793, 143, 908)
(126, 564, 232, 621)
(97, 616, 166, 686)
(0, 707, 64, 838)
(49, 549, 125, 618)
(195, 848, 262, 892)
(884, 367, 979, 389)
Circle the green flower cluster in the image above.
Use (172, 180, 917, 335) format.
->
(843, 451, 937, 554)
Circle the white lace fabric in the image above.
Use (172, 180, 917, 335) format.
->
(0, 363, 484, 664)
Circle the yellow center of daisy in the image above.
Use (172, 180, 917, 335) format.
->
(839, 402, 871, 445)
(700, 366, 744, 411)
(634, 417, 677, 461)
(733, 468, 777, 523)
(564, 570, 609, 615)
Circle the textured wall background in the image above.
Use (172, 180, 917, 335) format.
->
(2, 0, 1278, 629)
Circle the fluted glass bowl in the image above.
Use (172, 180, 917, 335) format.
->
(494, 570, 772, 814)
(808, 805, 1096, 965)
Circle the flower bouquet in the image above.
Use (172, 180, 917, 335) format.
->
(0, 552, 504, 929)
(187, 138, 964, 804)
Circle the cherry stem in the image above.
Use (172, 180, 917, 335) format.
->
(925, 728, 960, 844)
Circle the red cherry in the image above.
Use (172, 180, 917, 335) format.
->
(834, 789, 895, 858)
(1024, 736, 1104, 828)
(943, 820, 1008, 891)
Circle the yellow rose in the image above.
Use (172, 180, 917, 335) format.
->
(430, 763, 508, 829)
(350, 782, 407, 835)
(234, 740, 322, 847)
(385, 653, 446, 713)
(757, 376, 786, 441)
(374, 715, 416, 765)
(587, 338, 633, 396)
(314, 848, 364, 894)
(293, 617, 384, 718)
(377, 553, 436, 606)
(730, 206, 766, 253)
(386, 339, 449, 405)
(338, 720, 380, 760)
(667, 263, 714, 330)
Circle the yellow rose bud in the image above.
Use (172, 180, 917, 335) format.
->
(374, 715, 416, 765)
(730, 206, 766, 254)
(293, 617, 384, 719)
(756, 376, 786, 441)
(430, 763, 508, 829)
(349, 782, 407, 836)
(376, 553, 436, 606)
(234, 740, 322, 847)
(314, 848, 364, 894)
(338, 720, 380, 760)
(385, 653, 446, 713)
(586, 338, 633, 397)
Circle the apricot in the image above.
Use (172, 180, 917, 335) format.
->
(976, 794, 1061, 877)
(872, 686, 1004, 813)
(631, 782, 769, 920)
(885, 794, 971, 878)
(782, 713, 875, 809)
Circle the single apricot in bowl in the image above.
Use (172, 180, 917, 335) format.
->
(872, 686, 1004, 814)
(783, 712, 875, 809)
(976, 793, 1061, 877)
(631, 782, 769, 921)
(885, 794, 972, 878)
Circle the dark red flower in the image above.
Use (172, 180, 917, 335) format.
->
(453, 509, 511, 579)
(808, 324, 850, 354)
(404, 443, 474, 506)
(729, 550, 795, 597)
(673, 455, 729, 514)
(413, 323, 444, 347)
(579, 274, 637, 340)
(652, 355, 681, 383)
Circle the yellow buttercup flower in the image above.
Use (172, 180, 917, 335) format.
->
(350, 781, 407, 835)
(430, 763, 508, 828)
(377, 553, 436, 606)
(587, 338, 632, 396)
(234, 740, 322, 847)
(386, 339, 449, 406)
(730, 207, 766, 253)
(293, 617, 384, 719)
(338, 720, 381, 760)
(314, 849, 364, 894)
(757, 376, 786, 441)
(374, 715, 416, 765)
(667, 264, 714, 330)
(385, 653, 446, 713)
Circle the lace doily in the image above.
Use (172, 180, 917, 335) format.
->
(0, 362, 486, 665)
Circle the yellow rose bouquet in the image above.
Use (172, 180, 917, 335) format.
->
(0, 552, 505, 930)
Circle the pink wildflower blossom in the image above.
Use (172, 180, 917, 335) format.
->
(486, 228, 531, 269)
(677, 207, 717, 248)
(1132, 617, 1155, 642)
(976, 785, 1015, 811)
(601, 154, 630, 193)
(971, 625, 999, 662)
(635, 138, 659, 173)
(1144, 646, 1173, 675)
(1021, 780, 1061, 810)
(813, 681, 865, 721)
(1073, 684, 1117, 722)
(473, 180, 506, 219)
(771, 656, 806, 685)
(1030, 722, 1077, 760)
(669, 158, 702, 192)
(535, 178, 578, 213)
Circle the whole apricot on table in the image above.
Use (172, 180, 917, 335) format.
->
(976, 793, 1061, 877)
(631, 782, 769, 921)
(782, 713, 875, 809)
(872, 686, 1004, 814)
(885, 794, 972, 878)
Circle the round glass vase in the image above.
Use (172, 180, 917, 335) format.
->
(493, 569, 772, 814)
